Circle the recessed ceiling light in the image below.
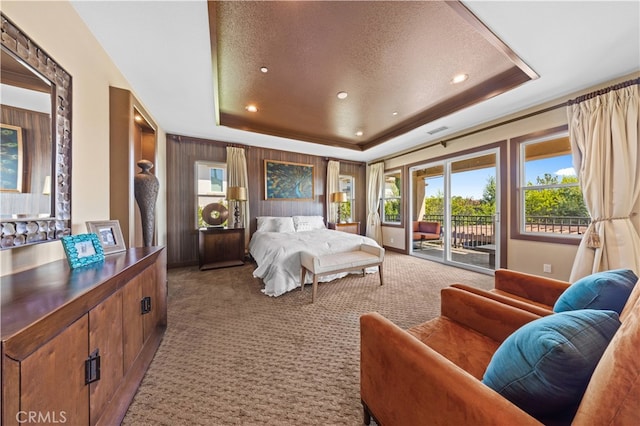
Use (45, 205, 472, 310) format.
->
(245, 105, 258, 112)
(392, 111, 398, 116)
(260, 66, 268, 73)
(451, 73, 469, 84)
(337, 91, 348, 100)
(355, 130, 363, 137)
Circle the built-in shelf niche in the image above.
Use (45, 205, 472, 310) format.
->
(109, 87, 157, 248)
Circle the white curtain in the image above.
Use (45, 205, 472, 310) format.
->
(414, 175, 426, 221)
(366, 162, 384, 245)
(568, 81, 640, 281)
(226, 146, 250, 247)
(326, 160, 340, 224)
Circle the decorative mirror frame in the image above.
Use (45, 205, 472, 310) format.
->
(1, 13, 72, 249)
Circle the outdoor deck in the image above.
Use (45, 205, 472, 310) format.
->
(412, 242, 494, 269)
(409, 213, 589, 270)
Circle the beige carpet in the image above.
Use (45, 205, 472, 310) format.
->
(122, 252, 494, 425)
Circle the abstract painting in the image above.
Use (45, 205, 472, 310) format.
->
(264, 160, 314, 200)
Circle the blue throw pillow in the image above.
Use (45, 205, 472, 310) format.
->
(553, 269, 637, 314)
(482, 310, 620, 418)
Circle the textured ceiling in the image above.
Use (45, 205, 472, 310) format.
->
(211, 1, 537, 151)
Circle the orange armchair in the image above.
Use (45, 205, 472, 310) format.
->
(360, 281, 640, 425)
(361, 287, 541, 426)
(451, 269, 570, 316)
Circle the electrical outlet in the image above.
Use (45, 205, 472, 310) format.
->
(543, 264, 552, 273)
(390, 238, 394, 244)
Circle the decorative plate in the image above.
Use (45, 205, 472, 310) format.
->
(202, 203, 229, 226)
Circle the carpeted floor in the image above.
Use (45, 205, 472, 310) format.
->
(122, 252, 494, 425)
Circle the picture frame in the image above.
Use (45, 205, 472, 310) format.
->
(0, 123, 24, 192)
(86, 220, 127, 254)
(264, 159, 314, 200)
(61, 233, 105, 269)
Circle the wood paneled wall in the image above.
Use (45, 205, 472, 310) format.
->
(166, 134, 366, 267)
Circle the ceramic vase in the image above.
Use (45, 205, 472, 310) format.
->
(134, 159, 159, 247)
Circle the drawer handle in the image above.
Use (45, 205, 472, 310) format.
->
(141, 296, 152, 315)
(85, 349, 101, 385)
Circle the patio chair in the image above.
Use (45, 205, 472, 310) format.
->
(412, 221, 441, 249)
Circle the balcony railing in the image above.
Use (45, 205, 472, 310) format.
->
(525, 216, 589, 235)
(383, 213, 401, 223)
(422, 214, 494, 248)
(416, 214, 590, 248)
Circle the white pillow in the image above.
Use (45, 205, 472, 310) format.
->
(256, 216, 295, 233)
(292, 216, 326, 232)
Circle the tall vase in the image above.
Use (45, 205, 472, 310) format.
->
(134, 159, 159, 247)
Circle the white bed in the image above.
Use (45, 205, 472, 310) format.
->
(249, 216, 381, 297)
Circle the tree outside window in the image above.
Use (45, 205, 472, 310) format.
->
(382, 170, 401, 224)
(339, 175, 355, 222)
(514, 129, 589, 241)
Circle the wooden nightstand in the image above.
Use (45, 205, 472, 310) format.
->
(198, 227, 245, 270)
(328, 222, 361, 235)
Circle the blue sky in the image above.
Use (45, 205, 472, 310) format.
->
(423, 154, 576, 200)
(525, 154, 576, 184)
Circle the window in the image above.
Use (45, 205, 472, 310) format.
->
(338, 175, 355, 222)
(195, 161, 227, 229)
(382, 170, 402, 224)
(512, 127, 589, 243)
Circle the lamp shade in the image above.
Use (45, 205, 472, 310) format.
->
(227, 186, 247, 201)
(331, 192, 347, 203)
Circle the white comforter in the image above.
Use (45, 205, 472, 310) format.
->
(249, 228, 380, 297)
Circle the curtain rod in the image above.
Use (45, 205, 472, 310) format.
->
(567, 77, 639, 106)
(168, 134, 251, 150)
(226, 143, 250, 150)
(325, 157, 365, 166)
(375, 77, 639, 164)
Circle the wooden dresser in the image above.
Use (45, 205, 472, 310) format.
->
(328, 222, 361, 235)
(1, 247, 167, 426)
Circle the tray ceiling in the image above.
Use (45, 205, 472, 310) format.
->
(210, 1, 537, 151)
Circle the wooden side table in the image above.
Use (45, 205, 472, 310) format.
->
(198, 227, 245, 270)
(328, 222, 361, 235)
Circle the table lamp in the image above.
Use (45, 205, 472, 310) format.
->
(227, 186, 247, 227)
(331, 192, 348, 223)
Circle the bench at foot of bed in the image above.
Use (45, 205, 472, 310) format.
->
(300, 244, 385, 303)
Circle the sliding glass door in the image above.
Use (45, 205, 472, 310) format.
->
(411, 164, 445, 262)
(410, 148, 500, 272)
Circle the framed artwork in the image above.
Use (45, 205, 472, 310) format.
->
(86, 220, 127, 254)
(264, 159, 314, 200)
(0, 123, 24, 192)
(61, 234, 105, 269)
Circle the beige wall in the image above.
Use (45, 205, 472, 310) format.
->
(0, 1, 167, 275)
(380, 72, 639, 281)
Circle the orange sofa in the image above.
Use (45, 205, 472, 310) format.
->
(360, 280, 640, 425)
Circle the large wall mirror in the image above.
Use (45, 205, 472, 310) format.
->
(0, 13, 71, 249)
